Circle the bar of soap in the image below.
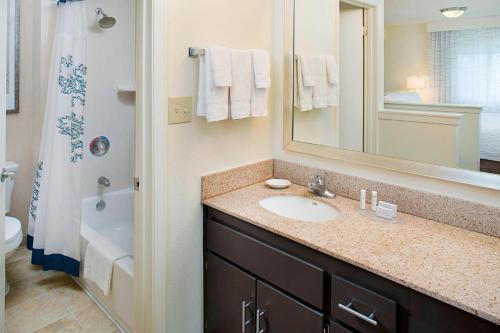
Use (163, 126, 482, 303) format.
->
(265, 179, 291, 189)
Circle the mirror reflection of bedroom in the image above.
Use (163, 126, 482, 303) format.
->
(384, 0, 500, 175)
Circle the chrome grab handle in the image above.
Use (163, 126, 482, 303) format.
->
(241, 301, 252, 332)
(256, 309, 266, 333)
(338, 301, 378, 326)
(0, 169, 15, 183)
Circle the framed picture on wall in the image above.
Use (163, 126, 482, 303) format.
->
(6, 0, 19, 114)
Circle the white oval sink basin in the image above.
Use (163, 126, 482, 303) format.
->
(259, 195, 340, 222)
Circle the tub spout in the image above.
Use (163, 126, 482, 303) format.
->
(98, 176, 111, 188)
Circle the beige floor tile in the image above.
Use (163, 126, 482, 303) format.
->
(33, 314, 85, 333)
(6, 290, 70, 333)
(5, 255, 117, 333)
(53, 279, 94, 313)
(6, 258, 43, 283)
(6, 273, 52, 309)
(7, 248, 31, 264)
(73, 304, 116, 333)
(42, 270, 70, 279)
(43, 271, 73, 289)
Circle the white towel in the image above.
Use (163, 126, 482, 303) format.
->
(230, 50, 252, 119)
(83, 235, 128, 296)
(312, 57, 328, 109)
(296, 55, 313, 111)
(251, 82, 268, 117)
(251, 49, 270, 117)
(209, 46, 232, 87)
(251, 50, 271, 89)
(299, 54, 318, 87)
(327, 83, 338, 107)
(325, 55, 339, 107)
(325, 55, 339, 85)
(197, 48, 230, 122)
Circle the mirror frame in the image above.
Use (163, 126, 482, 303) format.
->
(283, 0, 500, 191)
(6, 0, 19, 115)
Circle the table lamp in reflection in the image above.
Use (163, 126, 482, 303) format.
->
(407, 75, 425, 95)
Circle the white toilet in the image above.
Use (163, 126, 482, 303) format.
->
(4, 161, 23, 293)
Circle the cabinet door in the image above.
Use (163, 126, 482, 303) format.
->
(256, 281, 324, 333)
(206, 253, 256, 333)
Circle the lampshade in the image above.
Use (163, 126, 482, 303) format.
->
(440, 7, 467, 18)
(407, 75, 425, 90)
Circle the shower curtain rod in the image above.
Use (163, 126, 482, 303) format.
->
(56, 0, 85, 5)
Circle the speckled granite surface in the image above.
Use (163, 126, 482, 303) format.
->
(274, 160, 500, 237)
(201, 160, 273, 200)
(203, 182, 500, 325)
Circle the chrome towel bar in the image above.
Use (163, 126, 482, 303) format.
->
(188, 47, 205, 58)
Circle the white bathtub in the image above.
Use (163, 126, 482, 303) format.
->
(76, 188, 134, 332)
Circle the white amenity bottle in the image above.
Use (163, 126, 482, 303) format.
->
(360, 189, 366, 210)
(371, 191, 378, 211)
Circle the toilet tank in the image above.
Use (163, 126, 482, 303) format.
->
(4, 161, 19, 214)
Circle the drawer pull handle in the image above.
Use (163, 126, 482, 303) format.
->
(241, 301, 252, 332)
(338, 301, 378, 326)
(256, 309, 266, 333)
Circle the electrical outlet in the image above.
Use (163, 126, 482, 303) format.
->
(168, 96, 193, 124)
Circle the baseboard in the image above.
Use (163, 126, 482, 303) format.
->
(72, 276, 131, 333)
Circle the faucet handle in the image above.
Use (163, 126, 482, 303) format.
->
(313, 170, 327, 185)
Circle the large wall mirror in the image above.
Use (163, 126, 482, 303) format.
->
(285, 0, 500, 189)
(6, 0, 19, 114)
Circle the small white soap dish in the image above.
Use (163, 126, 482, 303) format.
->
(266, 179, 291, 189)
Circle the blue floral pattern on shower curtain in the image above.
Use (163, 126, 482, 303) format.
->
(56, 55, 86, 163)
(27, 0, 87, 277)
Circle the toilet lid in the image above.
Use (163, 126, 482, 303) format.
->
(5, 216, 21, 243)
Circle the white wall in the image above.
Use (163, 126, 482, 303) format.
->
(427, 15, 500, 32)
(165, 0, 274, 332)
(82, 0, 135, 197)
(384, 23, 430, 102)
(293, 0, 338, 147)
(339, 4, 364, 151)
(6, 0, 37, 235)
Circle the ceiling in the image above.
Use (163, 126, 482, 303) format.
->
(385, 0, 500, 24)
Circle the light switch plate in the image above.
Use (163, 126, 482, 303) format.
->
(168, 96, 193, 124)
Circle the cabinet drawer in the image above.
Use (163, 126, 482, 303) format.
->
(331, 321, 356, 333)
(332, 275, 397, 333)
(207, 219, 324, 309)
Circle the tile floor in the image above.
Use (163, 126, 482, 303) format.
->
(5, 248, 119, 333)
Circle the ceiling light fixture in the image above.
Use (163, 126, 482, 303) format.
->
(440, 7, 467, 18)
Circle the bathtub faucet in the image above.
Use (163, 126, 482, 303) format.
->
(98, 176, 111, 188)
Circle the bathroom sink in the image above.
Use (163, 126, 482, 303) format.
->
(259, 195, 340, 222)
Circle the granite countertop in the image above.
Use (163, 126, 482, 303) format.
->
(203, 182, 500, 325)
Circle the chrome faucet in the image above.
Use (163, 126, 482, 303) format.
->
(98, 176, 111, 188)
(308, 171, 336, 199)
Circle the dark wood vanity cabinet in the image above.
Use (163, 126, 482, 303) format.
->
(205, 253, 324, 333)
(204, 206, 499, 333)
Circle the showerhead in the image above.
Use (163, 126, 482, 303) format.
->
(95, 8, 116, 29)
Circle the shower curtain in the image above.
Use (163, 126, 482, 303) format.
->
(27, 0, 87, 276)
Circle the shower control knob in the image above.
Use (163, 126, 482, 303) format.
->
(0, 169, 15, 183)
(90, 136, 110, 157)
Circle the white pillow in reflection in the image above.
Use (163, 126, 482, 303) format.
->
(384, 91, 422, 103)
